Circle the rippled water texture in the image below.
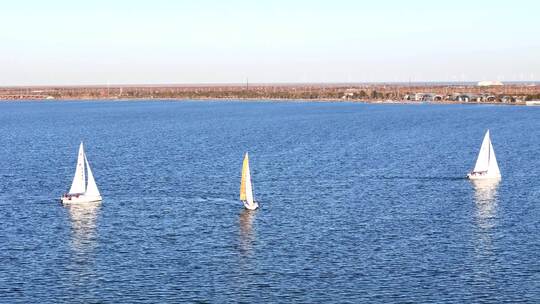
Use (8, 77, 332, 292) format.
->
(0, 101, 539, 303)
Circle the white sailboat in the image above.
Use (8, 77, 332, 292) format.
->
(467, 130, 501, 180)
(240, 152, 259, 210)
(61, 143, 102, 203)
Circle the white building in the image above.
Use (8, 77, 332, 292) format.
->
(478, 80, 503, 87)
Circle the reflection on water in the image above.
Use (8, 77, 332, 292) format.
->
(65, 202, 101, 255)
(64, 202, 101, 300)
(471, 179, 500, 270)
(472, 179, 500, 229)
(238, 209, 256, 256)
(3, 102, 537, 302)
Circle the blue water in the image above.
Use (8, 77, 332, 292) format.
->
(0, 101, 538, 303)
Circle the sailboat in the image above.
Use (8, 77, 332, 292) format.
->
(467, 130, 501, 180)
(61, 143, 102, 203)
(240, 152, 259, 210)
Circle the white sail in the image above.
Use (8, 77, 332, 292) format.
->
(62, 142, 102, 204)
(473, 130, 491, 173)
(240, 152, 257, 210)
(469, 130, 501, 179)
(244, 155, 254, 208)
(69, 143, 86, 194)
(487, 140, 501, 177)
(84, 155, 100, 197)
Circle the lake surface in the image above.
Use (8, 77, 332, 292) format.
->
(0, 100, 538, 303)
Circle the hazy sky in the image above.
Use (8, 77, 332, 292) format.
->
(1, 0, 539, 85)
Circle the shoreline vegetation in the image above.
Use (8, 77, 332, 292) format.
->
(1, 83, 539, 105)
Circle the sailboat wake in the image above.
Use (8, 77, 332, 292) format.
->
(371, 175, 466, 181)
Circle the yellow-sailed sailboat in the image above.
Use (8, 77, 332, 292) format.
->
(240, 152, 259, 210)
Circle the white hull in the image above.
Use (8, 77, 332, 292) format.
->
(242, 201, 259, 210)
(61, 194, 102, 204)
(467, 172, 501, 180)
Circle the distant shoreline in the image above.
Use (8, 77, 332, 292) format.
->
(0, 97, 529, 106)
(1, 83, 538, 105)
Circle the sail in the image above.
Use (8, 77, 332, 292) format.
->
(84, 155, 100, 197)
(69, 143, 86, 194)
(473, 130, 491, 173)
(240, 153, 248, 201)
(240, 153, 254, 207)
(245, 160, 254, 207)
(487, 140, 501, 176)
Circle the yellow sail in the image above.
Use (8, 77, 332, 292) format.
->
(240, 153, 249, 201)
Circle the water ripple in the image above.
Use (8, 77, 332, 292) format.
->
(0, 101, 538, 303)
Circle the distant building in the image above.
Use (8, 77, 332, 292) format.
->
(415, 93, 433, 101)
(501, 96, 515, 103)
(478, 80, 503, 87)
(403, 94, 415, 101)
(456, 94, 471, 102)
(486, 95, 497, 102)
(342, 92, 354, 99)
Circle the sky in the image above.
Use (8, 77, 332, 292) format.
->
(1, 0, 539, 85)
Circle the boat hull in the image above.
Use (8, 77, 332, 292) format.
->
(467, 173, 501, 180)
(61, 195, 102, 204)
(242, 201, 259, 210)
